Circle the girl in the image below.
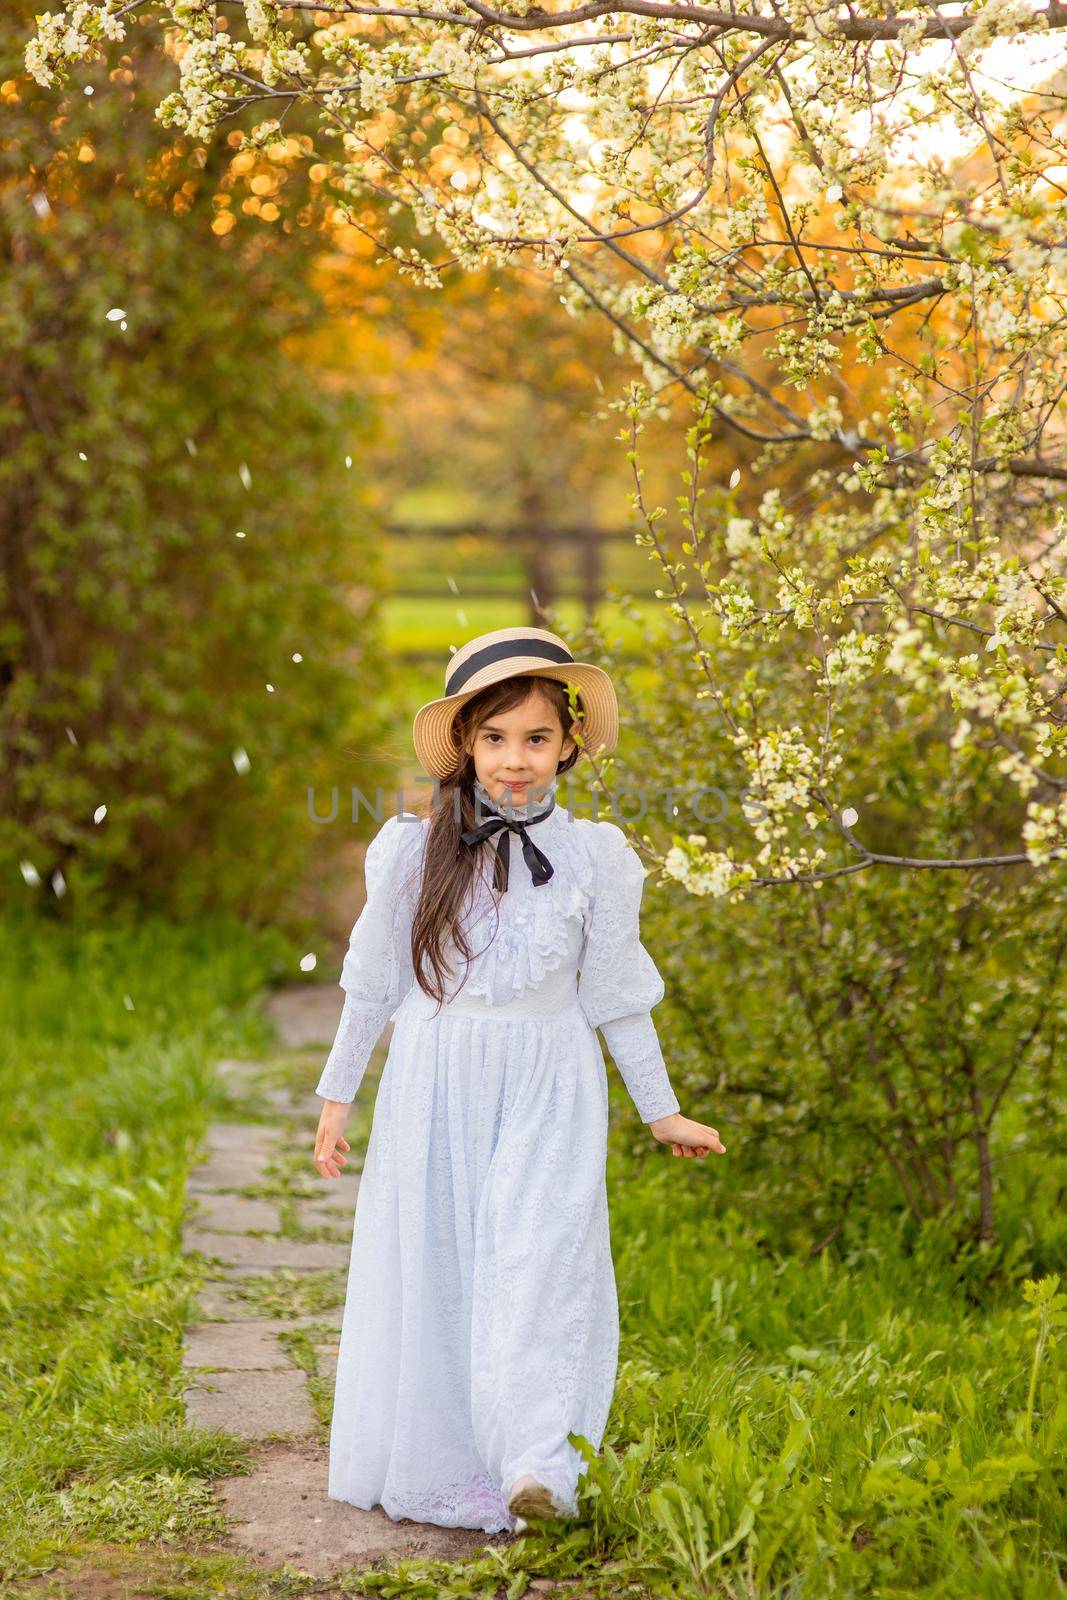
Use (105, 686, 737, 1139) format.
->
(313, 625, 725, 1537)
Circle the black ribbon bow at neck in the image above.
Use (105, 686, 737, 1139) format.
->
(460, 794, 556, 889)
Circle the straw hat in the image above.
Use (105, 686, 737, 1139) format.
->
(412, 626, 619, 780)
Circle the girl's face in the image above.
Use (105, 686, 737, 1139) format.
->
(470, 688, 575, 808)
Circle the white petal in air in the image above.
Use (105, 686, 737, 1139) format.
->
(106, 307, 126, 321)
(729, 467, 742, 487)
(94, 804, 107, 823)
(232, 747, 251, 774)
(239, 462, 252, 490)
(20, 861, 41, 886)
(292, 652, 302, 663)
(300, 952, 317, 972)
(123, 994, 135, 1010)
(51, 869, 67, 897)
(841, 806, 859, 828)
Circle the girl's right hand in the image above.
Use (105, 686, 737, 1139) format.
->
(648, 1111, 726, 1158)
(314, 1100, 352, 1179)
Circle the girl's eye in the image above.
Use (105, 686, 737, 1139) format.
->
(483, 733, 546, 745)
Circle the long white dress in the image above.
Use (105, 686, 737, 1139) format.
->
(315, 778, 679, 1535)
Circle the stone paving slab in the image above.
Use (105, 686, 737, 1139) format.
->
(188, 1192, 282, 1233)
(184, 1229, 349, 1272)
(192, 1281, 264, 1320)
(266, 1087, 326, 1118)
(184, 1369, 317, 1440)
(182, 1028, 512, 1578)
(294, 1176, 361, 1213)
(296, 1205, 356, 1236)
(190, 1289, 339, 1332)
(187, 1148, 281, 1193)
(214, 1439, 509, 1576)
(205, 1122, 282, 1155)
(183, 1321, 291, 1371)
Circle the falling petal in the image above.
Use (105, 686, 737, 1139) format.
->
(78, 452, 87, 461)
(232, 747, 251, 774)
(729, 467, 741, 487)
(457, 609, 468, 626)
(842, 806, 858, 828)
(30, 191, 52, 219)
(344, 454, 352, 468)
(266, 683, 275, 693)
(235, 530, 246, 539)
(20, 861, 41, 886)
(84, 85, 94, 96)
(446, 576, 459, 595)
(51, 869, 67, 897)
(65, 727, 78, 744)
(239, 462, 252, 490)
(292, 652, 302, 663)
(93, 804, 107, 823)
(123, 994, 135, 1010)
(185, 438, 198, 456)
(106, 307, 126, 321)
(299, 952, 317, 972)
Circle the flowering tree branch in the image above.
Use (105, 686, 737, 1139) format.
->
(23, 0, 1067, 885)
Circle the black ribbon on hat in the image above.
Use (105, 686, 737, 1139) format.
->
(460, 795, 556, 889)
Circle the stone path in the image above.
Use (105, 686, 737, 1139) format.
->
(181, 989, 510, 1580)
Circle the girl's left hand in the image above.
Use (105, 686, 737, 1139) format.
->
(648, 1112, 726, 1158)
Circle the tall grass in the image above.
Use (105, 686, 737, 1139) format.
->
(2, 912, 1063, 1595)
(0, 910, 292, 1581)
(354, 1156, 1065, 1598)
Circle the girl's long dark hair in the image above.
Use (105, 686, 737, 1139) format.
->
(410, 674, 584, 1010)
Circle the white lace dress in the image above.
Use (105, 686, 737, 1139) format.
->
(315, 784, 679, 1535)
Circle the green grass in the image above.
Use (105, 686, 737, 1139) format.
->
(0, 911, 295, 1586)
(382, 595, 666, 659)
(350, 1174, 1065, 1598)
(2, 913, 1063, 1597)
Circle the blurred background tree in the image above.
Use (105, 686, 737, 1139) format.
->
(0, 5, 391, 934)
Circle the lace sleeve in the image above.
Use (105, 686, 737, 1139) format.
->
(577, 822, 680, 1124)
(315, 812, 424, 1104)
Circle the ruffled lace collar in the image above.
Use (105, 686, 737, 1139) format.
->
(449, 782, 595, 1005)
